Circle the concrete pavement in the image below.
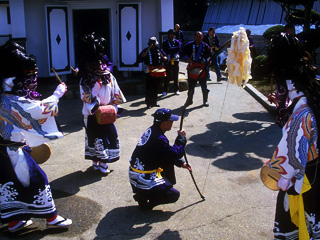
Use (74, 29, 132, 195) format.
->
(0, 63, 280, 239)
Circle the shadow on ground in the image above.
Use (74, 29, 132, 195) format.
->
(56, 98, 83, 134)
(49, 167, 110, 197)
(94, 206, 175, 240)
(0, 187, 101, 239)
(187, 111, 280, 171)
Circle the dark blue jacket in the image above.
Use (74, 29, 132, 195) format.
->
(203, 34, 221, 52)
(162, 39, 181, 60)
(138, 47, 166, 67)
(130, 124, 186, 185)
(182, 41, 212, 63)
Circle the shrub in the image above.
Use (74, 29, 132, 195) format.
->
(263, 25, 284, 40)
(287, 9, 320, 25)
(251, 54, 268, 79)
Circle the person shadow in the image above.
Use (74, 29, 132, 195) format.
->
(94, 199, 203, 239)
(186, 111, 280, 171)
(94, 206, 174, 239)
(56, 98, 84, 135)
(49, 167, 110, 198)
(94, 206, 180, 240)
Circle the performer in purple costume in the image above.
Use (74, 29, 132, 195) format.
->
(129, 108, 192, 210)
(182, 31, 212, 107)
(162, 29, 181, 96)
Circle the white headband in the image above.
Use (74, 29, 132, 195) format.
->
(2, 77, 15, 92)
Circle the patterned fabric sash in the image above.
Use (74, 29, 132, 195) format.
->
(131, 166, 163, 179)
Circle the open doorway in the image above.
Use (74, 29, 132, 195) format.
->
(73, 9, 111, 67)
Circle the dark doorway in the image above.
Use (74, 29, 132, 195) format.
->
(73, 9, 111, 67)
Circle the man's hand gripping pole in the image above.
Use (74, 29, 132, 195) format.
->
(180, 106, 205, 200)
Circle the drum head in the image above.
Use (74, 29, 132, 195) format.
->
(260, 165, 281, 191)
(152, 68, 166, 73)
(30, 143, 51, 164)
(190, 67, 202, 75)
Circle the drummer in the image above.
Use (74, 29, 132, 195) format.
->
(79, 33, 126, 173)
(265, 33, 320, 240)
(138, 37, 167, 109)
(0, 41, 72, 232)
(162, 29, 181, 96)
(182, 31, 212, 107)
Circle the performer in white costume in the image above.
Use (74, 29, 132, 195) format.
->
(0, 41, 72, 232)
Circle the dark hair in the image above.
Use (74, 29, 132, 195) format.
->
(80, 33, 107, 65)
(284, 23, 295, 30)
(267, 33, 304, 80)
(208, 27, 215, 32)
(168, 29, 175, 34)
(0, 40, 37, 80)
(268, 33, 320, 149)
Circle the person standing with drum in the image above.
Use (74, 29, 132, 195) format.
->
(138, 37, 167, 109)
(0, 41, 72, 232)
(162, 29, 181, 96)
(79, 34, 126, 174)
(182, 31, 212, 107)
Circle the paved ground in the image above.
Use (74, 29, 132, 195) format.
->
(0, 63, 280, 239)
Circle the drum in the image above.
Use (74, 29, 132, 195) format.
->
(148, 66, 166, 78)
(30, 143, 51, 164)
(188, 62, 206, 80)
(95, 105, 117, 125)
(260, 163, 281, 191)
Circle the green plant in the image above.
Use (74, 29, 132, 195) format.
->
(251, 54, 268, 79)
(287, 9, 320, 25)
(263, 25, 284, 40)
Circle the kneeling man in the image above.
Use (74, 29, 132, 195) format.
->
(129, 108, 192, 210)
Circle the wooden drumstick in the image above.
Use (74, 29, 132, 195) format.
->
(158, 49, 166, 59)
(51, 68, 63, 84)
(145, 44, 154, 54)
(190, 50, 195, 60)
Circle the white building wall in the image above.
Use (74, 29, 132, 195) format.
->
(0, 4, 11, 35)
(9, 0, 26, 38)
(160, 0, 173, 32)
(7, 0, 174, 77)
(24, 0, 50, 77)
(140, 0, 158, 49)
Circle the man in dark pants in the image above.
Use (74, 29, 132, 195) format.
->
(182, 31, 212, 107)
(162, 29, 181, 96)
(129, 108, 192, 210)
(203, 27, 224, 82)
(138, 37, 167, 108)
